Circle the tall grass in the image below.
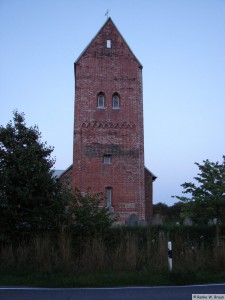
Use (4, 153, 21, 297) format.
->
(0, 226, 224, 275)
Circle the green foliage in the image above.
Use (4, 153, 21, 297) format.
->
(153, 202, 169, 216)
(0, 111, 65, 240)
(167, 202, 185, 223)
(65, 188, 116, 236)
(173, 156, 225, 225)
(153, 202, 185, 224)
(1, 270, 225, 287)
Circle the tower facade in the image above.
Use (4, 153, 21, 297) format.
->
(72, 18, 155, 224)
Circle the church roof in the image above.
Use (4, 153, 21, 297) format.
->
(53, 169, 64, 178)
(56, 164, 157, 181)
(57, 164, 73, 178)
(53, 165, 73, 179)
(75, 17, 142, 68)
(145, 167, 157, 181)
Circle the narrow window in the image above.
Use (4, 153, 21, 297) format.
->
(107, 40, 111, 48)
(103, 155, 111, 165)
(112, 94, 120, 109)
(97, 93, 105, 108)
(106, 187, 112, 208)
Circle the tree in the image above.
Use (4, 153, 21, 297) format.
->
(153, 202, 169, 217)
(173, 156, 225, 245)
(153, 202, 185, 224)
(0, 111, 65, 240)
(65, 188, 116, 236)
(167, 202, 185, 224)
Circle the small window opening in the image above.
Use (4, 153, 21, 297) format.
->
(106, 187, 112, 208)
(97, 93, 105, 108)
(112, 94, 120, 109)
(103, 155, 111, 165)
(107, 40, 111, 48)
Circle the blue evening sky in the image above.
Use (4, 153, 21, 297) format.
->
(1, 0, 225, 205)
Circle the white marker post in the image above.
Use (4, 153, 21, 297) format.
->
(168, 241, 173, 272)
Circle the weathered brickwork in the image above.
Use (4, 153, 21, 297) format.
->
(59, 165, 73, 189)
(72, 18, 156, 224)
(145, 168, 156, 223)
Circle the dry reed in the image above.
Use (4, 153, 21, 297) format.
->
(0, 228, 224, 275)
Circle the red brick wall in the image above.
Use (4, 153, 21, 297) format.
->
(59, 165, 73, 189)
(72, 19, 146, 223)
(145, 168, 154, 223)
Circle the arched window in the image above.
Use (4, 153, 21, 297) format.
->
(112, 93, 120, 109)
(97, 92, 105, 108)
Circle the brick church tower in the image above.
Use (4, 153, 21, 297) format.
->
(69, 18, 156, 224)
